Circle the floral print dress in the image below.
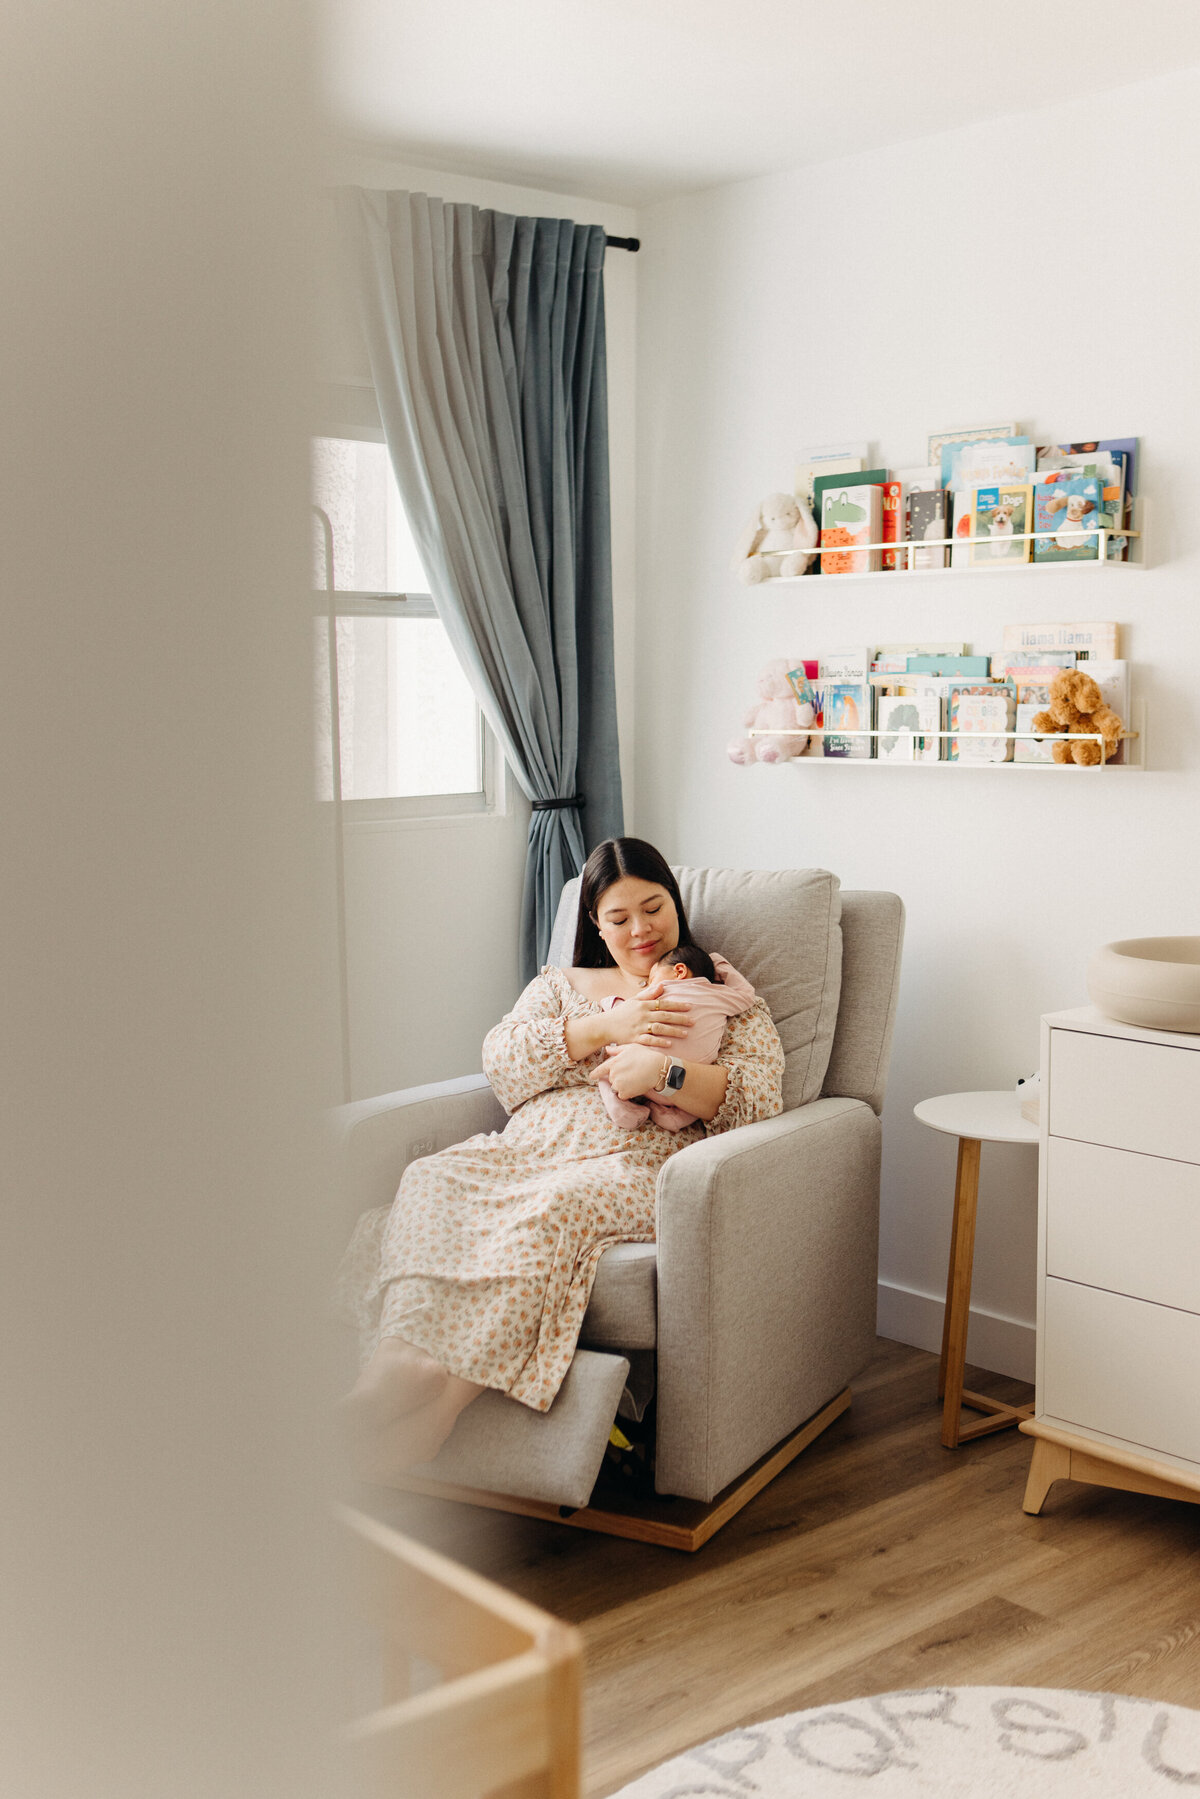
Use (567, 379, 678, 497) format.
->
(335, 964, 785, 1412)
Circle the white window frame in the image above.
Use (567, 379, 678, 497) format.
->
(313, 396, 504, 826)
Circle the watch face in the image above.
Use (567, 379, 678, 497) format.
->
(666, 1060, 686, 1091)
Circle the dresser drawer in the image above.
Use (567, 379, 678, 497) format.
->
(1046, 1137, 1200, 1315)
(1042, 1278, 1200, 1466)
(1048, 1029, 1200, 1163)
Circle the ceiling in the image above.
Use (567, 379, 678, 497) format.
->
(320, 0, 1200, 208)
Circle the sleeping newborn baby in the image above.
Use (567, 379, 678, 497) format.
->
(596, 944, 756, 1131)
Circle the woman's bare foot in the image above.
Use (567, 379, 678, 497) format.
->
(348, 1375, 484, 1485)
(341, 1336, 449, 1436)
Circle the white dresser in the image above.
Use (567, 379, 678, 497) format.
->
(1022, 1005, 1200, 1513)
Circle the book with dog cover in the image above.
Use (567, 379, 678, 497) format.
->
(969, 484, 1033, 566)
(1037, 439, 1136, 556)
(1036, 454, 1125, 557)
(1032, 475, 1102, 563)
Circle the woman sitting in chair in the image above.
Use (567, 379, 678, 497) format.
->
(338, 836, 785, 1481)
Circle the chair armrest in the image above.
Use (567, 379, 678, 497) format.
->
(330, 1074, 507, 1230)
(654, 1097, 881, 1502)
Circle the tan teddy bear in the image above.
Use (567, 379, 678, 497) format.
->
(1031, 668, 1125, 766)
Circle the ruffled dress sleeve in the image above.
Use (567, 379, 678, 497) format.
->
(705, 997, 785, 1137)
(482, 968, 596, 1114)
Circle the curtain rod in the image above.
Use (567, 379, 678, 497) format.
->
(604, 235, 640, 252)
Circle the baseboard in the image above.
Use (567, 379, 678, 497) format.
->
(876, 1279, 1035, 1383)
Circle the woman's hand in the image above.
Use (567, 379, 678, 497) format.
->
(588, 1044, 667, 1102)
(605, 981, 691, 1050)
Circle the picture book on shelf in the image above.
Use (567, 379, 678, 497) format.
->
(907, 654, 990, 676)
(876, 692, 941, 763)
(785, 660, 820, 716)
(882, 480, 904, 570)
(1014, 702, 1055, 764)
(1037, 437, 1138, 537)
(953, 692, 1015, 763)
(1036, 451, 1126, 557)
(1002, 621, 1120, 659)
(940, 436, 1035, 495)
(969, 484, 1033, 566)
(908, 489, 949, 568)
(871, 641, 965, 673)
(1032, 475, 1102, 563)
(947, 682, 1014, 762)
(794, 445, 867, 515)
(822, 683, 873, 758)
(1081, 659, 1131, 764)
(819, 485, 884, 575)
(819, 647, 873, 683)
(1000, 650, 1077, 669)
(1007, 664, 1070, 709)
(927, 423, 1018, 466)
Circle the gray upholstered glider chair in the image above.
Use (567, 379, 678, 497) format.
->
(334, 868, 904, 1549)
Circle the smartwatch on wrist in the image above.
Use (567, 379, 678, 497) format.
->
(656, 1057, 686, 1094)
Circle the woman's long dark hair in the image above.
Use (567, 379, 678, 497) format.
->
(571, 838, 696, 967)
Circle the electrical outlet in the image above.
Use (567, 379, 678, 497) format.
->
(406, 1137, 436, 1165)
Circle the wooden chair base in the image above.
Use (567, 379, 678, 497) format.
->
(1020, 1419, 1200, 1515)
(395, 1388, 852, 1553)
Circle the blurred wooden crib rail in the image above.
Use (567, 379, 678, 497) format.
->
(339, 1505, 582, 1799)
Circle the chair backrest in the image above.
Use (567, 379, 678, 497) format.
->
(547, 867, 904, 1115)
(824, 890, 905, 1115)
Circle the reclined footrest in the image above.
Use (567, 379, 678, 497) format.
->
(408, 1349, 631, 1511)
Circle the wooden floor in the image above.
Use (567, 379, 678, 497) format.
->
(358, 1338, 1200, 1797)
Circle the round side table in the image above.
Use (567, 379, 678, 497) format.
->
(914, 1090, 1039, 1449)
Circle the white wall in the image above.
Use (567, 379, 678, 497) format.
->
(634, 67, 1200, 1378)
(321, 149, 639, 1097)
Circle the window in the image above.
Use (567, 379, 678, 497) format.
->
(311, 424, 498, 818)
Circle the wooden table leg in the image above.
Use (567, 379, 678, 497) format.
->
(940, 1135, 981, 1448)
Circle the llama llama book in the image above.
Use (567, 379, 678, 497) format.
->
(819, 484, 884, 574)
(1002, 621, 1120, 659)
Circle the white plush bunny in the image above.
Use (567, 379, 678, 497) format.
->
(732, 491, 818, 583)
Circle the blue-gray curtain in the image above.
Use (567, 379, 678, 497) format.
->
(337, 188, 624, 982)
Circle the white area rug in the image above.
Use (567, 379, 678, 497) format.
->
(611, 1688, 1200, 1796)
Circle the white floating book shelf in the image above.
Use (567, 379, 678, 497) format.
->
(748, 698, 1146, 771)
(764, 502, 1147, 587)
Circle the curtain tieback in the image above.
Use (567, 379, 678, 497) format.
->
(531, 794, 585, 811)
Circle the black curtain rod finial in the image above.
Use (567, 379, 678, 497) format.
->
(604, 234, 640, 253)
